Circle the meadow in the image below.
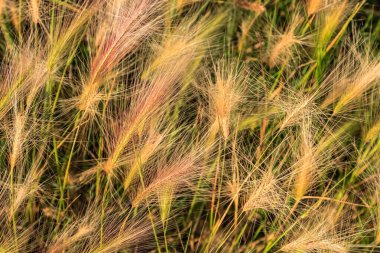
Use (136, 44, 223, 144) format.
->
(0, 0, 379, 252)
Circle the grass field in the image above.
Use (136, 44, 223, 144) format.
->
(0, 0, 380, 252)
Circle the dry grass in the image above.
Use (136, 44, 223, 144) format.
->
(0, 0, 378, 252)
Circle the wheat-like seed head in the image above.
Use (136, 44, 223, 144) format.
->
(321, 35, 380, 114)
(306, 0, 323, 16)
(206, 60, 247, 139)
(76, 0, 163, 117)
(29, 0, 40, 24)
(316, 0, 352, 46)
(131, 152, 200, 208)
(267, 14, 305, 68)
(280, 207, 352, 253)
(243, 169, 284, 212)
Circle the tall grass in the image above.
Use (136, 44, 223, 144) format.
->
(0, 0, 379, 252)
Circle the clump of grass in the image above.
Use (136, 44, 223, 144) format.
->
(0, 0, 379, 252)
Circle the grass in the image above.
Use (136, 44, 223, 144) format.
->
(0, 0, 379, 252)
